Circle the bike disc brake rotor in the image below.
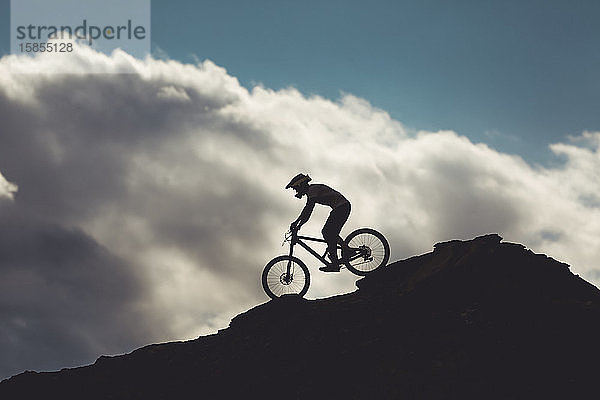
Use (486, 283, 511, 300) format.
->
(279, 273, 293, 285)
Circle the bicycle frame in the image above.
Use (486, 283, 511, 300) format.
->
(289, 234, 333, 266)
(287, 232, 363, 268)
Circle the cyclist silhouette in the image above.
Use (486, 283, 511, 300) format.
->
(286, 173, 351, 272)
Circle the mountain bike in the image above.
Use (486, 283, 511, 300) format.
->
(262, 228, 390, 299)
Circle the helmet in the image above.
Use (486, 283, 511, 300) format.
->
(285, 173, 311, 189)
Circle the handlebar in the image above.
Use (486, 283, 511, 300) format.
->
(282, 229, 298, 246)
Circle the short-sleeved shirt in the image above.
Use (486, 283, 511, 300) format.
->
(306, 184, 350, 209)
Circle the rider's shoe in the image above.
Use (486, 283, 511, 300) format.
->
(319, 264, 341, 273)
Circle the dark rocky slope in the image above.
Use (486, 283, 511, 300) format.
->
(2, 234, 599, 399)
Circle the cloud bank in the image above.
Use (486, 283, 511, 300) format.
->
(0, 45, 598, 379)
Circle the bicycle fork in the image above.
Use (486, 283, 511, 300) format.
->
(283, 238, 296, 284)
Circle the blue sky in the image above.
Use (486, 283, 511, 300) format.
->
(2, 0, 599, 163)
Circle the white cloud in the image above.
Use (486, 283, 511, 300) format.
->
(0, 44, 599, 378)
(156, 85, 191, 103)
(0, 171, 17, 200)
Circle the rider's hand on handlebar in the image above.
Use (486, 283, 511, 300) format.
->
(289, 221, 298, 233)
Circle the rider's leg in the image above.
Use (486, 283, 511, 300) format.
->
(320, 235, 341, 272)
(320, 203, 351, 271)
(337, 235, 351, 256)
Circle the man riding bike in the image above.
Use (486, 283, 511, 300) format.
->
(286, 173, 351, 272)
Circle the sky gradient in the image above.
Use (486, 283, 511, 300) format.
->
(147, 0, 600, 163)
(2, 0, 600, 162)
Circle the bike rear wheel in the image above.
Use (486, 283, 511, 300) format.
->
(343, 228, 390, 276)
(262, 255, 310, 299)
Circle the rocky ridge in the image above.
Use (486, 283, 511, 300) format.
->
(1, 234, 599, 399)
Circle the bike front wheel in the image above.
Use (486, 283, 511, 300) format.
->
(262, 255, 310, 299)
(343, 228, 390, 276)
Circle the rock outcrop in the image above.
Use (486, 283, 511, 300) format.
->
(2, 234, 599, 399)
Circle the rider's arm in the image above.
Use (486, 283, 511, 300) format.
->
(292, 200, 315, 231)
